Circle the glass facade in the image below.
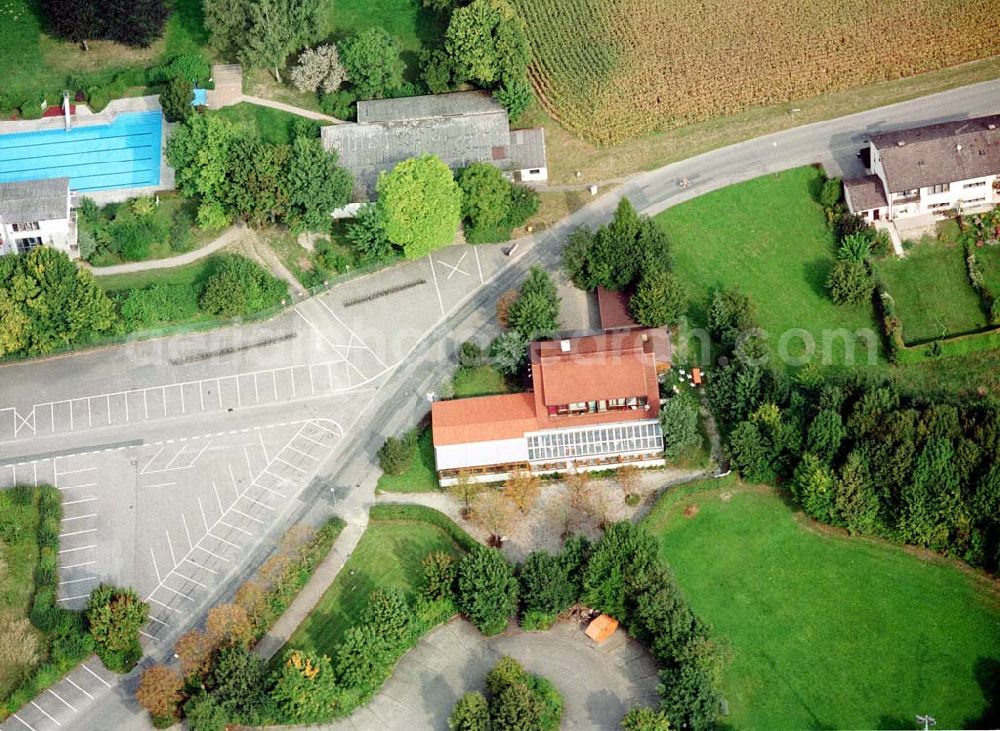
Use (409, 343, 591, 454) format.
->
(526, 420, 663, 463)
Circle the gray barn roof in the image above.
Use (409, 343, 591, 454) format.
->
(0, 178, 68, 222)
(508, 127, 547, 171)
(870, 114, 1000, 193)
(357, 91, 502, 123)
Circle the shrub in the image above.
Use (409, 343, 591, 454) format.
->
(136, 664, 185, 721)
(369, 504, 479, 552)
(346, 203, 394, 264)
(621, 706, 673, 730)
(119, 283, 200, 331)
(160, 76, 194, 123)
(457, 546, 518, 635)
(826, 259, 874, 305)
(422, 551, 457, 601)
(149, 53, 211, 85)
(493, 72, 534, 122)
(518, 551, 576, 619)
(199, 255, 287, 317)
(86, 584, 149, 669)
(209, 645, 272, 723)
(820, 177, 843, 208)
(270, 650, 339, 723)
(421, 49, 458, 94)
(319, 89, 357, 121)
(489, 330, 530, 377)
(378, 430, 417, 476)
(459, 339, 485, 367)
(449, 691, 490, 730)
(184, 692, 227, 731)
(20, 100, 44, 120)
(661, 393, 702, 463)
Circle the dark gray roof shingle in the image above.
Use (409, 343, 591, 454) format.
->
(843, 175, 888, 212)
(871, 114, 1000, 193)
(508, 127, 546, 171)
(0, 178, 69, 222)
(357, 91, 502, 123)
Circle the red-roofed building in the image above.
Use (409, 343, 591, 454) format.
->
(432, 330, 668, 485)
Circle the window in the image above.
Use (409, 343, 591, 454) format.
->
(11, 221, 39, 232)
(928, 201, 951, 209)
(927, 183, 950, 195)
(964, 197, 986, 204)
(526, 421, 664, 462)
(16, 237, 43, 253)
(964, 180, 987, 189)
(528, 169, 541, 174)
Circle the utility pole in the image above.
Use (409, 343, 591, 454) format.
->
(916, 714, 936, 731)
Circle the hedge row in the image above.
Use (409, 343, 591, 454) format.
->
(369, 503, 480, 552)
(0, 487, 94, 720)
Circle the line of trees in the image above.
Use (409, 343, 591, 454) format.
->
(707, 285, 1000, 572)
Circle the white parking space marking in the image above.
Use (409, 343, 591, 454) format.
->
(65, 678, 93, 700)
(46, 690, 76, 713)
(29, 701, 59, 727)
(11, 715, 37, 731)
(82, 665, 111, 688)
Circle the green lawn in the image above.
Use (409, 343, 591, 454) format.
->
(880, 242, 989, 344)
(376, 428, 439, 493)
(978, 244, 1000, 300)
(644, 481, 1000, 730)
(209, 103, 312, 145)
(284, 519, 465, 658)
(655, 166, 879, 368)
(318, 0, 445, 78)
(451, 365, 512, 398)
(0, 0, 209, 102)
(0, 488, 43, 699)
(94, 257, 217, 294)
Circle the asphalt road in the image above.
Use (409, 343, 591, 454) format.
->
(2, 78, 998, 731)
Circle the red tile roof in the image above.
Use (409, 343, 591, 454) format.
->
(431, 392, 538, 446)
(597, 286, 638, 330)
(432, 331, 666, 448)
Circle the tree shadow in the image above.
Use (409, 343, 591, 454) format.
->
(803, 257, 833, 299)
(965, 657, 1000, 729)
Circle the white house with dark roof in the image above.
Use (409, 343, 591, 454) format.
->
(321, 91, 547, 198)
(844, 114, 1000, 224)
(0, 178, 77, 258)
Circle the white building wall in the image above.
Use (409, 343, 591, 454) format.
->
(0, 216, 74, 257)
(517, 166, 548, 183)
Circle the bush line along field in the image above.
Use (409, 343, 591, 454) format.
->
(512, 0, 1000, 143)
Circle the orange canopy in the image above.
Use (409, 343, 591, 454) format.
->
(585, 614, 619, 643)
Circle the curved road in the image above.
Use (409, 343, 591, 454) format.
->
(11, 78, 1000, 730)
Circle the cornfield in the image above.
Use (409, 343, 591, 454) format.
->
(512, 0, 1000, 144)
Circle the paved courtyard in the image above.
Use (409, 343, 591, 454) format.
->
(319, 619, 661, 730)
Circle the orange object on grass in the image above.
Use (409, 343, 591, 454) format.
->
(692, 367, 702, 386)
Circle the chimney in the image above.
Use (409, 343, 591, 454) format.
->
(560, 339, 571, 353)
(956, 144, 963, 152)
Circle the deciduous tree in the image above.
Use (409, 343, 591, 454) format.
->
(136, 664, 184, 722)
(175, 629, 214, 679)
(290, 44, 347, 93)
(86, 584, 149, 654)
(445, 0, 529, 86)
(286, 136, 353, 231)
(346, 203, 395, 263)
(270, 650, 339, 723)
(472, 489, 517, 543)
(376, 155, 462, 259)
(503, 470, 541, 513)
(339, 28, 404, 100)
(205, 602, 254, 648)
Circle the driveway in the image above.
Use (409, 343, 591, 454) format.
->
(318, 618, 661, 730)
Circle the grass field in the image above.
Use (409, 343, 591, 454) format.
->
(376, 429, 439, 493)
(317, 0, 444, 79)
(0, 489, 42, 699)
(655, 166, 879, 368)
(209, 103, 311, 145)
(880, 242, 989, 344)
(0, 0, 209, 101)
(284, 519, 465, 658)
(644, 480, 1000, 730)
(451, 365, 511, 398)
(94, 257, 217, 293)
(512, 0, 1000, 145)
(978, 244, 1000, 300)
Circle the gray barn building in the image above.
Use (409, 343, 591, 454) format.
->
(321, 91, 547, 199)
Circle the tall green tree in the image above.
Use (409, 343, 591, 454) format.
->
(445, 0, 530, 86)
(458, 162, 511, 231)
(205, 0, 321, 81)
(377, 155, 462, 259)
(286, 137, 353, 232)
(338, 28, 404, 100)
(630, 268, 687, 327)
(507, 267, 560, 339)
(660, 393, 702, 463)
(456, 546, 518, 636)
